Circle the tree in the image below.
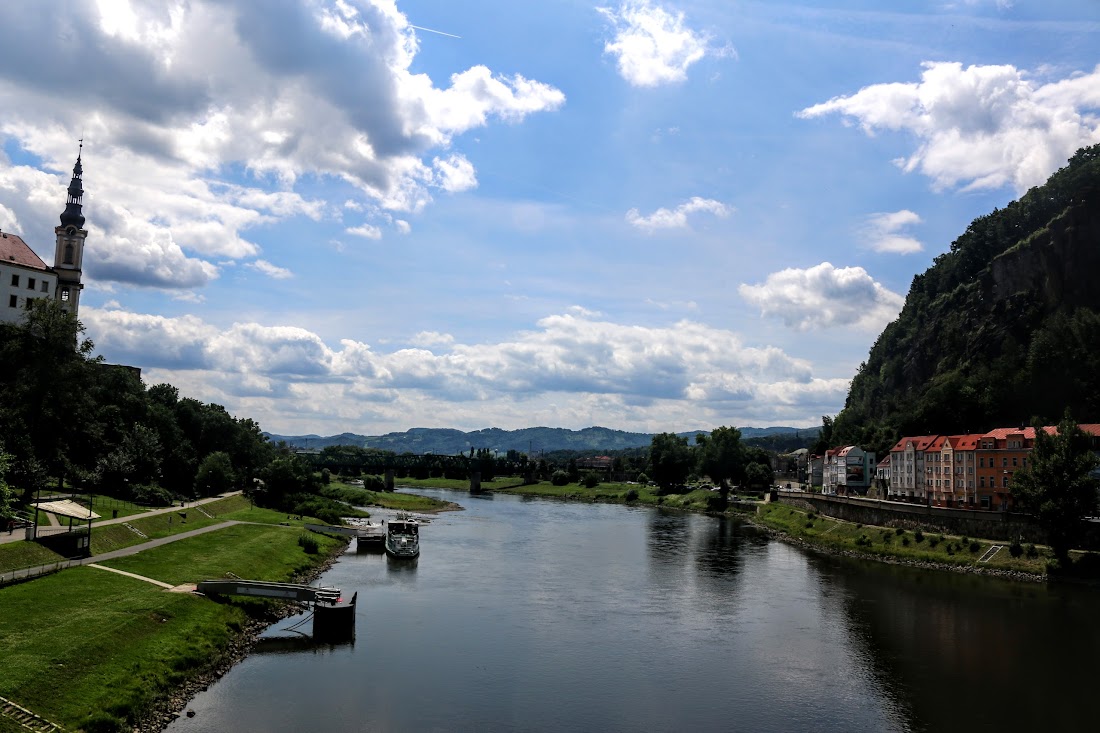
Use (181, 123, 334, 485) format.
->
(0, 445, 12, 519)
(697, 426, 744, 489)
(1013, 414, 1100, 562)
(648, 433, 693, 493)
(195, 451, 236, 497)
(744, 462, 772, 490)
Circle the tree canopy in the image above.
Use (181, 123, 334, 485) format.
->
(1012, 414, 1100, 562)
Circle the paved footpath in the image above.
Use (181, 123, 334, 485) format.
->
(0, 521, 247, 585)
(0, 492, 243, 546)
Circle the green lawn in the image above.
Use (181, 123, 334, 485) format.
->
(0, 523, 345, 732)
(0, 541, 67, 575)
(323, 482, 459, 512)
(389, 476, 528, 491)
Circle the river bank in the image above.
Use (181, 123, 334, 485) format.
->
(394, 477, 1065, 580)
(0, 506, 350, 733)
(135, 537, 350, 732)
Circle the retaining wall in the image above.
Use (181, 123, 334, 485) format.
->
(775, 492, 1100, 549)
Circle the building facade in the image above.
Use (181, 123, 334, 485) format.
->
(0, 149, 86, 325)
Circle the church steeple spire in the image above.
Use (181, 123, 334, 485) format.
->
(53, 139, 87, 317)
(59, 140, 85, 229)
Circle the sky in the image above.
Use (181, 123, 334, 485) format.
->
(0, 0, 1098, 437)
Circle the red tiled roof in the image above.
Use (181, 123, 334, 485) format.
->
(927, 436, 947, 451)
(0, 232, 49, 271)
(877, 457, 891, 467)
(948, 434, 981, 450)
(983, 427, 1037, 440)
(890, 435, 939, 452)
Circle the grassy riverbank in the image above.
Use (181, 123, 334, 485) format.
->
(0, 522, 347, 733)
(754, 503, 1051, 576)
(322, 482, 459, 512)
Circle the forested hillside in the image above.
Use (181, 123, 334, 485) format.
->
(831, 145, 1100, 454)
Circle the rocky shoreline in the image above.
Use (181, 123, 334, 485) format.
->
(134, 539, 351, 733)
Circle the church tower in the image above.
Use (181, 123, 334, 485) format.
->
(53, 144, 86, 317)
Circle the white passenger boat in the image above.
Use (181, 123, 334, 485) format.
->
(385, 518, 420, 558)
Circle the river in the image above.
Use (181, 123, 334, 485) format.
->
(165, 490, 1100, 732)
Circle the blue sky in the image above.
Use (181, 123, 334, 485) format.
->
(1, 0, 1098, 436)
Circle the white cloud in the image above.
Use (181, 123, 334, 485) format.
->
(862, 210, 923, 254)
(83, 306, 845, 432)
(798, 62, 1100, 193)
(739, 262, 904, 331)
(597, 1, 730, 87)
(247, 259, 293, 279)
(626, 196, 731, 232)
(0, 0, 563, 287)
(346, 224, 382, 239)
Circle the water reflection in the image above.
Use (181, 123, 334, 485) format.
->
(165, 490, 1100, 733)
(812, 554, 1100, 732)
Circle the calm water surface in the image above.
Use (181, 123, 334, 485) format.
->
(166, 491, 1100, 732)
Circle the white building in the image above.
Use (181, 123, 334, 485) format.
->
(0, 148, 87, 325)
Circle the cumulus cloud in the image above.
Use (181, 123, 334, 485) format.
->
(626, 197, 731, 232)
(84, 306, 846, 431)
(247, 259, 293, 279)
(0, 0, 563, 287)
(862, 210, 923, 254)
(798, 62, 1100, 193)
(346, 223, 382, 239)
(597, 1, 731, 87)
(739, 262, 904, 331)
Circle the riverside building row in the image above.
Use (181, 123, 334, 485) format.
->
(807, 425, 1100, 511)
(886, 426, 1100, 510)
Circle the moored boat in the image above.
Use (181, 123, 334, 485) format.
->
(385, 518, 420, 558)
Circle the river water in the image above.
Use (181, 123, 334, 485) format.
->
(166, 491, 1100, 732)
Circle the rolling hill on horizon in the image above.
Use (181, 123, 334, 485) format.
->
(264, 425, 818, 455)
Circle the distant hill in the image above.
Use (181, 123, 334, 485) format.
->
(831, 144, 1100, 455)
(264, 425, 816, 455)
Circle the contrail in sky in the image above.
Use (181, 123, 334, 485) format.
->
(409, 24, 462, 39)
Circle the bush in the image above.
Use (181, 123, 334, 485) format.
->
(855, 523, 862, 529)
(1009, 540, 1024, 558)
(130, 483, 173, 507)
(929, 536, 940, 548)
(969, 541, 981, 554)
(80, 713, 128, 733)
(895, 527, 905, 536)
(636, 473, 650, 485)
(902, 536, 911, 546)
(914, 529, 925, 543)
(946, 545, 955, 555)
(551, 470, 570, 486)
(856, 534, 872, 547)
(298, 533, 320, 554)
(625, 489, 638, 502)
(582, 472, 601, 489)
(1026, 544, 1039, 559)
(805, 520, 814, 529)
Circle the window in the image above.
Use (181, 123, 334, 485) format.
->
(1012, 457, 1018, 467)
(1002, 457, 1008, 467)
(981, 496, 991, 509)
(63, 242, 74, 265)
(8, 295, 15, 308)
(23, 297, 32, 309)
(980, 477, 986, 488)
(61, 288, 69, 302)
(1003, 476, 1010, 488)
(979, 457, 984, 468)
(27, 277, 35, 290)
(40, 280, 48, 293)
(10, 274, 17, 286)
